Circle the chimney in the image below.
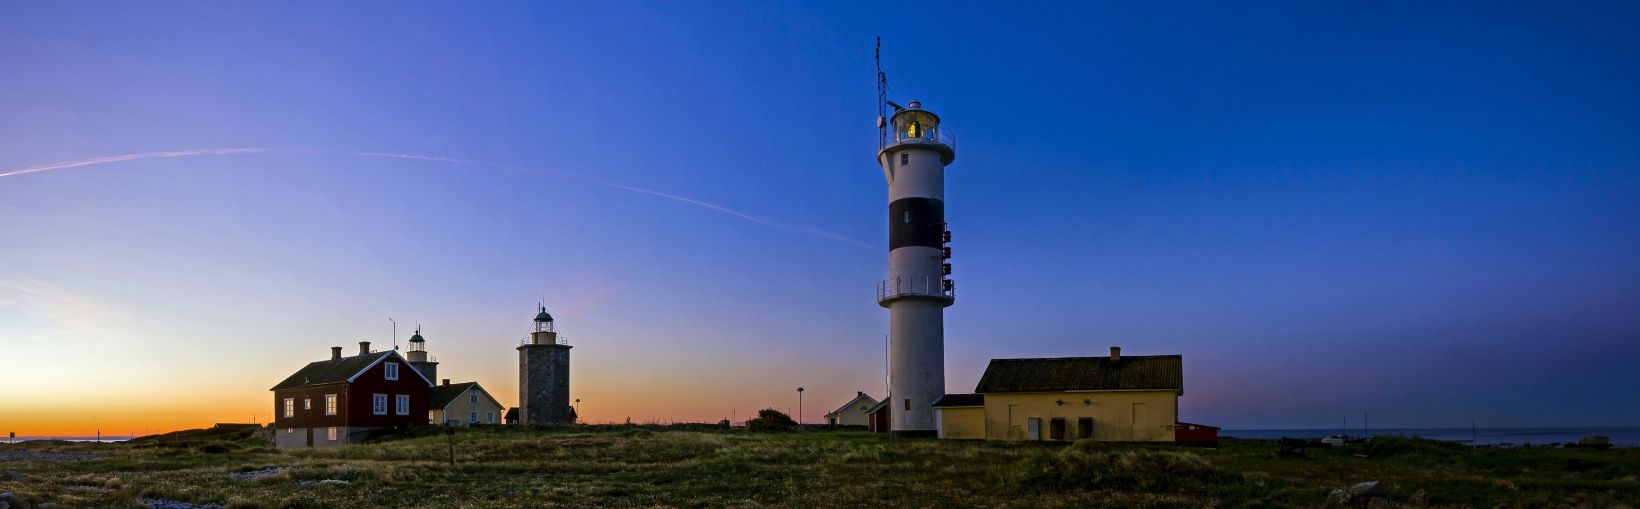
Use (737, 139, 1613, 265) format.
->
(359, 341, 371, 356)
(442, 379, 450, 386)
(331, 347, 342, 361)
(1110, 346, 1121, 361)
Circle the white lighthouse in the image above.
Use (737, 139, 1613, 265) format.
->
(876, 100, 955, 437)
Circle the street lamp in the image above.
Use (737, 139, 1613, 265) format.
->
(796, 387, 805, 430)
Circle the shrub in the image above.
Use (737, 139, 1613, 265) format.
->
(746, 409, 798, 432)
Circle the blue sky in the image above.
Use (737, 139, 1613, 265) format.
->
(1, 1, 1637, 433)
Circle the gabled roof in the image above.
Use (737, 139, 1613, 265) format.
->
(824, 392, 880, 417)
(932, 393, 985, 408)
(429, 382, 503, 411)
(505, 408, 519, 421)
(974, 355, 1183, 394)
(865, 399, 890, 416)
(270, 350, 432, 391)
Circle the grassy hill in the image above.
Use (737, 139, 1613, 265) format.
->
(0, 426, 1636, 508)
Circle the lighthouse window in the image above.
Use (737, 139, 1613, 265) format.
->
(904, 398, 911, 411)
(900, 153, 909, 166)
(906, 121, 922, 138)
(904, 211, 911, 223)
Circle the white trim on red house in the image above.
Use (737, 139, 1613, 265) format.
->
(345, 351, 435, 387)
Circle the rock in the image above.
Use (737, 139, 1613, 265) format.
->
(1326, 481, 1389, 508)
(1, 499, 9, 509)
(1, 470, 20, 481)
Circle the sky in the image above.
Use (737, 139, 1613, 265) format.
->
(2, 1, 1638, 436)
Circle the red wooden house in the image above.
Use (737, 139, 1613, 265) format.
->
(270, 341, 433, 448)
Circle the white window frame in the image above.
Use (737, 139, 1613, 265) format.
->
(384, 362, 399, 381)
(470, 411, 478, 423)
(470, 393, 478, 404)
(395, 394, 409, 416)
(304, 398, 312, 410)
(373, 394, 388, 415)
(283, 398, 294, 418)
(325, 394, 337, 415)
(327, 427, 337, 441)
(487, 411, 495, 424)
(285, 428, 293, 434)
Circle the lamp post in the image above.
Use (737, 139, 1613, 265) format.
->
(796, 387, 805, 430)
(575, 399, 581, 423)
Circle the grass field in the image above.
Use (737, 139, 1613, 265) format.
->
(1, 426, 1636, 508)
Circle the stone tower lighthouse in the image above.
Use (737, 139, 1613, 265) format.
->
(405, 327, 437, 383)
(517, 305, 574, 425)
(875, 100, 956, 437)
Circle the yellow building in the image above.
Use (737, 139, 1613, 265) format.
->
(823, 391, 880, 427)
(935, 347, 1183, 442)
(429, 380, 506, 427)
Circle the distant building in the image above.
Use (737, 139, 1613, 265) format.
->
(935, 347, 1183, 442)
(518, 305, 575, 425)
(270, 341, 433, 448)
(823, 392, 879, 428)
(429, 380, 505, 427)
(504, 407, 520, 425)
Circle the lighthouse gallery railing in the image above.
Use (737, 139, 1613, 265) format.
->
(877, 276, 954, 303)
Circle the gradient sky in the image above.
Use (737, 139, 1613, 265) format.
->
(3, 2, 1638, 435)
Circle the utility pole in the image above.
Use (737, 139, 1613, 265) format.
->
(797, 387, 805, 430)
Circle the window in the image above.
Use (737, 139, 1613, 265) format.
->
(324, 394, 337, 415)
(428, 411, 436, 421)
(487, 411, 495, 424)
(470, 411, 479, 424)
(283, 398, 294, 418)
(373, 394, 388, 415)
(304, 398, 312, 410)
(327, 427, 337, 441)
(900, 152, 909, 166)
(396, 395, 409, 416)
(904, 398, 910, 411)
(384, 362, 399, 381)
(285, 428, 293, 434)
(470, 393, 478, 404)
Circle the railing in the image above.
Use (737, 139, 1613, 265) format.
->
(877, 275, 955, 303)
(881, 126, 956, 152)
(520, 335, 570, 346)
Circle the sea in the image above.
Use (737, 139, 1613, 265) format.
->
(1222, 427, 1640, 447)
(3, 436, 134, 443)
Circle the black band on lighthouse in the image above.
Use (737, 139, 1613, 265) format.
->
(889, 197, 945, 250)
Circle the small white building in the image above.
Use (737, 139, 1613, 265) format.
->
(824, 391, 880, 428)
(429, 380, 505, 427)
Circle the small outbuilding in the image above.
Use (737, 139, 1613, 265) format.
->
(1174, 421, 1220, 447)
(823, 391, 880, 428)
(865, 399, 891, 433)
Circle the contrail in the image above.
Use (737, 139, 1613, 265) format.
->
(1, 148, 880, 252)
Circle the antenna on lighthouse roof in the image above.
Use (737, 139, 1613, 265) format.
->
(876, 37, 890, 148)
